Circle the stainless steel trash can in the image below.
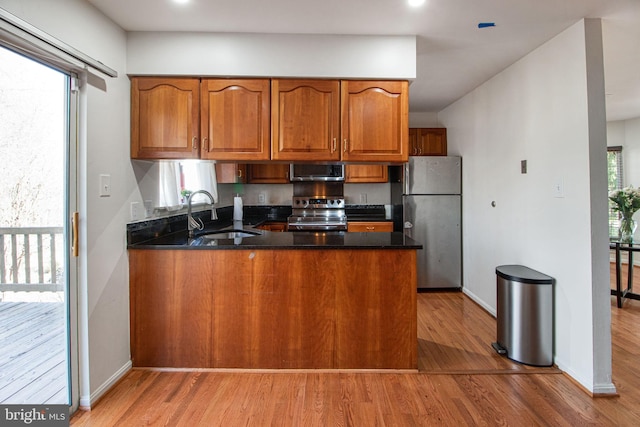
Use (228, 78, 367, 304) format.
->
(492, 265, 554, 366)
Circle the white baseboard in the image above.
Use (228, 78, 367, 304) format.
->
(461, 290, 618, 396)
(82, 360, 132, 409)
(592, 382, 618, 395)
(462, 288, 496, 317)
(554, 358, 617, 395)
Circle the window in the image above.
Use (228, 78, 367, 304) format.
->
(178, 160, 218, 204)
(608, 146, 623, 238)
(158, 160, 218, 209)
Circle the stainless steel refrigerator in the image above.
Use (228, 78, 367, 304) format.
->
(400, 156, 462, 289)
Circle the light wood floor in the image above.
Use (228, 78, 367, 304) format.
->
(71, 283, 640, 426)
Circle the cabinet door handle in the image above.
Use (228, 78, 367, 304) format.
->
(203, 137, 208, 151)
(192, 136, 198, 149)
(237, 168, 243, 179)
(343, 139, 348, 153)
(332, 138, 337, 153)
(366, 226, 375, 231)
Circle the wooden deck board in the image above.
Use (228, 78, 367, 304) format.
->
(0, 302, 68, 404)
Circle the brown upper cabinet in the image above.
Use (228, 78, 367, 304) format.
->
(345, 165, 388, 183)
(131, 77, 270, 160)
(271, 79, 341, 161)
(131, 78, 201, 159)
(215, 163, 247, 184)
(409, 128, 447, 156)
(272, 79, 408, 163)
(131, 77, 408, 163)
(247, 164, 290, 184)
(200, 79, 270, 161)
(341, 80, 409, 163)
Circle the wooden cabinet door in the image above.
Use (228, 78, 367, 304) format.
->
(410, 128, 447, 156)
(129, 250, 213, 367)
(215, 163, 247, 184)
(345, 165, 388, 183)
(247, 163, 290, 183)
(347, 222, 394, 232)
(131, 77, 200, 159)
(341, 80, 409, 163)
(409, 128, 418, 156)
(271, 79, 341, 161)
(335, 250, 417, 369)
(255, 222, 288, 232)
(421, 128, 447, 155)
(200, 79, 270, 161)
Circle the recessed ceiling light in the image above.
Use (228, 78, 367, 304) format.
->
(173, 0, 189, 4)
(408, 0, 426, 7)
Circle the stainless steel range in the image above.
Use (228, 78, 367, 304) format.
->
(288, 182, 347, 231)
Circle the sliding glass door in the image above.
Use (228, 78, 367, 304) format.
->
(0, 45, 77, 407)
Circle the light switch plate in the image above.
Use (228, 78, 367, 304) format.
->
(553, 177, 564, 198)
(99, 174, 111, 197)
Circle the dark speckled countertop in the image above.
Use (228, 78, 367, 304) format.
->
(127, 205, 420, 250)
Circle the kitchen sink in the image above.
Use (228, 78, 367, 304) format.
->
(200, 229, 262, 239)
(188, 228, 262, 246)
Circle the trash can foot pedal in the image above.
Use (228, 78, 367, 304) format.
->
(492, 342, 507, 355)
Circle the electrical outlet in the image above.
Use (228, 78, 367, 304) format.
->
(359, 193, 367, 204)
(144, 200, 153, 218)
(131, 202, 140, 221)
(258, 192, 266, 204)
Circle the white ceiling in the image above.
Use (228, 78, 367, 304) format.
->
(87, 0, 640, 121)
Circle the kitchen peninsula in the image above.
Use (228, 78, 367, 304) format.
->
(127, 208, 421, 370)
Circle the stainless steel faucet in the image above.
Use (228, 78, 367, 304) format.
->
(187, 190, 217, 237)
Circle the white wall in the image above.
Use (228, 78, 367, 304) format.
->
(409, 112, 441, 128)
(439, 19, 613, 393)
(0, 0, 134, 407)
(127, 32, 416, 79)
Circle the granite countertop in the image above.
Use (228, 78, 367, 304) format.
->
(127, 205, 419, 250)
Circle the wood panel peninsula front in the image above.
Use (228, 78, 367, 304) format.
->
(128, 226, 420, 370)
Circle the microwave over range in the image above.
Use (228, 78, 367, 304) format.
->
(289, 164, 345, 182)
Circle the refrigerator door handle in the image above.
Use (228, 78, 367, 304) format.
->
(404, 163, 410, 195)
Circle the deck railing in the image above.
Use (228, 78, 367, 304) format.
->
(0, 227, 64, 292)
